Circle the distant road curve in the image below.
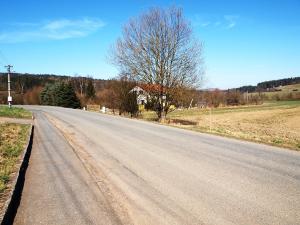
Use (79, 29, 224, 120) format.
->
(15, 106, 300, 225)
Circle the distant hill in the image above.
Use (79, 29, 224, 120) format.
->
(235, 77, 300, 93)
(257, 77, 300, 90)
(0, 72, 109, 104)
(0, 72, 108, 93)
(0, 73, 67, 93)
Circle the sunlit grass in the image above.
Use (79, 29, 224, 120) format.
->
(0, 124, 30, 192)
(140, 101, 300, 150)
(0, 106, 32, 119)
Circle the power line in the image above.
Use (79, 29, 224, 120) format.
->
(0, 50, 9, 67)
(0, 58, 5, 67)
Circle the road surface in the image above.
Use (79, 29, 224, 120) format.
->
(15, 106, 300, 225)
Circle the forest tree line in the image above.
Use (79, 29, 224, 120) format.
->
(257, 77, 300, 90)
(235, 77, 300, 93)
(0, 73, 299, 112)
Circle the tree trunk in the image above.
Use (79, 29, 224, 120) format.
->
(159, 110, 166, 123)
(80, 85, 83, 97)
(158, 96, 166, 123)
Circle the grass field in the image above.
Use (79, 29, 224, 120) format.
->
(141, 101, 300, 150)
(250, 83, 300, 100)
(0, 123, 30, 193)
(0, 106, 32, 119)
(278, 83, 300, 91)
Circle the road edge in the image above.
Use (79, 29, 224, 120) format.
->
(81, 109, 299, 152)
(44, 112, 133, 225)
(0, 125, 34, 225)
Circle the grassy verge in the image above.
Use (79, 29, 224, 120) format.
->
(0, 124, 30, 193)
(140, 101, 300, 150)
(0, 106, 32, 119)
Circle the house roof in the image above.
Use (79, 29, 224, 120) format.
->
(130, 84, 166, 95)
(139, 84, 165, 93)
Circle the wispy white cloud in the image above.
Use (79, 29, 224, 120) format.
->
(199, 22, 211, 27)
(0, 18, 105, 43)
(224, 15, 239, 29)
(214, 21, 221, 27)
(192, 14, 239, 30)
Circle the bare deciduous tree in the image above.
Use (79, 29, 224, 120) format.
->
(72, 74, 88, 97)
(16, 75, 26, 94)
(111, 7, 204, 121)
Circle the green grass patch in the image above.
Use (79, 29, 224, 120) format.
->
(0, 123, 30, 193)
(272, 138, 283, 144)
(0, 106, 32, 119)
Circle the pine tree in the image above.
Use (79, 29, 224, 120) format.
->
(40, 82, 81, 108)
(63, 83, 81, 108)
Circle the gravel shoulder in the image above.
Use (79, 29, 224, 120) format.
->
(13, 110, 126, 225)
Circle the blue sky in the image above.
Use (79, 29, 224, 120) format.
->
(0, 0, 299, 89)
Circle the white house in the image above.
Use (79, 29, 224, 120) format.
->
(130, 86, 148, 105)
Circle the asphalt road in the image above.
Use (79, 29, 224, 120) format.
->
(15, 106, 300, 225)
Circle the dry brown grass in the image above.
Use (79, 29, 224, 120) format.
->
(0, 123, 30, 211)
(191, 107, 299, 150)
(141, 101, 300, 150)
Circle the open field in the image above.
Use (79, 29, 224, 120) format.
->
(0, 106, 32, 119)
(278, 83, 300, 91)
(250, 83, 300, 100)
(141, 101, 300, 150)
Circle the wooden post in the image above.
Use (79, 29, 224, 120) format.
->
(209, 107, 212, 132)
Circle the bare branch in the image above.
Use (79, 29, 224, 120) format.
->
(111, 7, 205, 120)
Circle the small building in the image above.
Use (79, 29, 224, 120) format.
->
(130, 86, 148, 105)
(130, 84, 165, 106)
(196, 101, 207, 108)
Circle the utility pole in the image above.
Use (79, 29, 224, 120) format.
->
(5, 65, 13, 108)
